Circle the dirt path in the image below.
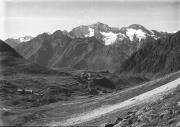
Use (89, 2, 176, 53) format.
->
(48, 78, 180, 126)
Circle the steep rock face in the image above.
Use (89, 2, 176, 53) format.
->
(16, 31, 72, 67)
(120, 31, 180, 75)
(5, 39, 19, 48)
(51, 37, 104, 69)
(0, 40, 20, 55)
(15, 33, 50, 59)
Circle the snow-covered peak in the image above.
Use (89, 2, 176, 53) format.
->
(19, 37, 30, 42)
(19, 36, 33, 42)
(126, 28, 146, 41)
(70, 23, 164, 46)
(46, 32, 51, 35)
(101, 31, 118, 45)
(85, 27, 94, 37)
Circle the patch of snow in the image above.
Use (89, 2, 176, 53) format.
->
(85, 27, 94, 37)
(149, 30, 155, 35)
(101, 31, 118, 45)
(19, 36, 32, 42)
(151, 30, 155, 34)
(150, 35, 160, 40)
(0, 108, 10, 111)
(177, 101, 180, 106)
(25, 89, 33, 93)
(154, 37, 159, 40)
(17, 88, 23, 92)
(117, 33, 126, 41)
(126, 28, 146, 41)
(46, 32, 51, 35)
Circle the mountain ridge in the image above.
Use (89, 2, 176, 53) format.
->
(7, 22, 169, 72)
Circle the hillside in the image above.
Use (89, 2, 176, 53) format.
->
(6, 70, 179, 126)
(119, 31, 180, 75)
(0, 39, 58, 75)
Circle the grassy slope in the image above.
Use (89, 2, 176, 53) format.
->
(1, 70, 178, 126)
(100, 85, 180, 127)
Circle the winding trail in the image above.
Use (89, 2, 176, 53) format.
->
(48, 78, 180, 126)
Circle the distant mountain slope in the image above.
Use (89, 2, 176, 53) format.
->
(15, 31, 72, 67)
(0, 39, 58, 75)
(51, 37, 104, 69)
(4, 39, 19, 48)
(5, 36, 33, 48)
(14, 23, 168, 72)
(0, 39, 32, 74)
(119, 31, 180, 75)
(0, 39, 20, 55)
(15, 32, 140, 72)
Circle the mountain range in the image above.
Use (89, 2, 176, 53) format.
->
(5, 22, 168, 72)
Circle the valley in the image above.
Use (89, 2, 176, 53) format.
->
(1, 22, 180, 126)
(1, 70, 180, 126)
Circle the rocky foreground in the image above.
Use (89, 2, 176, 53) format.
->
(103, 86, 180, 127)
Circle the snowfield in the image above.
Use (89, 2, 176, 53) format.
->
(84, 26, 158, 45)
(101, 32, 118, 45)
(19, 36, 32, 42)
(48, 78, 180, 126)
(100, 28, 149, 45)
(126, 28, 146, 41)
(85, 27, 94, 37)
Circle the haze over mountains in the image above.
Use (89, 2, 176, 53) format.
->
(5, 22, 169, 72)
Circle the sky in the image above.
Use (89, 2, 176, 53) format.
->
(0, 0, 180, 39)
